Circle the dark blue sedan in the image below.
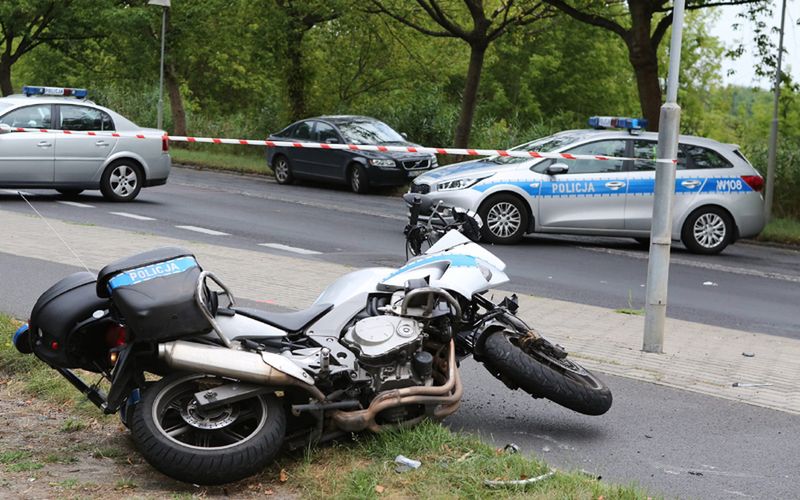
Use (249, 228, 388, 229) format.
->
(267, 116, 437, 193)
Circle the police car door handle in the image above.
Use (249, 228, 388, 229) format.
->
(605, 181, 625, 190)
(95, 140, 109, 147)
(681, 180, 701, 189)
(36, 141, 52, 148)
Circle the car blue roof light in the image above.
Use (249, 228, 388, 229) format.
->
(22, 85, 88, 98)
(588, 116, 647, 131)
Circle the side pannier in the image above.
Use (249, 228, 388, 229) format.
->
(96, 247, 210, 341)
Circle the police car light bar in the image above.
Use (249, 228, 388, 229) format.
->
(588, 116, 647, 131)
(22, 86, 88, 98)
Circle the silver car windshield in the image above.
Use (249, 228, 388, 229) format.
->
(490, 133, 587, 164)
(337, 121, 405, 144)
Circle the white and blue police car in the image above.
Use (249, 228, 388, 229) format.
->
(409, 117, 765, 254)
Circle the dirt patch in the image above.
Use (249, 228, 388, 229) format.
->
(0, 384, 297, 499)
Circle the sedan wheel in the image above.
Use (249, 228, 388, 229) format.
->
(349, 164, 369, 194)
(681, 207, 733, 254)
(479, 194, 529, 244)
(100, 161, 143, 202)
(273, 155, 293, 185)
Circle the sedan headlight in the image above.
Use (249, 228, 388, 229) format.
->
(437, 177, 486, 191)
(369, 158, 396, 167)
(430, 155, 439, 168)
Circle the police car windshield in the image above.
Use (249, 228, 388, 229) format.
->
(491, 133, 585, 164)
(337, 120, 405, 145)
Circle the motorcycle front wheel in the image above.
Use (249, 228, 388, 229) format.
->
(130, 373, 286, 485)
(483, 331, 612, 416)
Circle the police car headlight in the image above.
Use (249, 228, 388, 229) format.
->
(437, 177, 484, 191)
(370, 159, 396, 167)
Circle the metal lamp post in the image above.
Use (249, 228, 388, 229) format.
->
(642, 0, 686, 353)
(148, 0, 171, 130)
(764, 0, 789, 224)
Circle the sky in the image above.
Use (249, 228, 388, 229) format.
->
(709, 0, 800, 88)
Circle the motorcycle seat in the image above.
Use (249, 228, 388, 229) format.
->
(233, 303, 333, 333)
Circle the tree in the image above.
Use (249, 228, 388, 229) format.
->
(0, 0, 111, 96)
(371, 0, 551, 147)
(542, 0, 767, 130)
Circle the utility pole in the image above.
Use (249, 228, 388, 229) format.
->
(643, 0, 686, 353)
(764, 0, 788, 224)
(148, 0, 171, 130)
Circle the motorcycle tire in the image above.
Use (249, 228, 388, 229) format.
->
(483, 331, 612, 416)
(130, 373, 286, 485)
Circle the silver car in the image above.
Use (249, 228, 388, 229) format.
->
(410, 124, 765, 254)
(0, 86, 171, 201)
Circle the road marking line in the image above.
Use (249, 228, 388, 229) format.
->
(109, 211, 156, 221)
(258, 243, 321, 255)
(175, 225, 230, 236)
(2, 189, 33, 196)
(57, 201, 95, 208)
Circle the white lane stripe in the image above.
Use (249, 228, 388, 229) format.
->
(57, 200, 95, 208)
(2, 189, 33, 196)
(258, 243, 321, 255)
(175, 225, 230, 236)
(109, 211, 156, 221)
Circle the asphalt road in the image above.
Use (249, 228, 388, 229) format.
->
(1, 166, 798, 338)
(2, 168, 799, 498)
(1, 251, 798, 499)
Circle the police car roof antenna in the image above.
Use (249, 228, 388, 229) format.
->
(18, 192, 92, 274)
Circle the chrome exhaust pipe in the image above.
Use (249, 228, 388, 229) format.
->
(158, 340, 324, 400)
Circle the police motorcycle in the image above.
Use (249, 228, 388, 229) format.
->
(12, 208, 611, 486)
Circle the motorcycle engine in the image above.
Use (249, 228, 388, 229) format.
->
(342, 315, 433, 393)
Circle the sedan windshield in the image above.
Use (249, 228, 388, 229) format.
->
(491, 133, 586, 164)
(337, 120, 405, 144)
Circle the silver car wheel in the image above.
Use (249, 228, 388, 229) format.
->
(351, 168, 361, 191)
(487, 202, 522, 238)
(110, 164, 138, 197)
(274, 158, 289, 182)
(693, 213, 726, 249)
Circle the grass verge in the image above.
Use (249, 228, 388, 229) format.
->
(170, 146, 272, 175)
(757, 217, 800, 246)
(0, 314, 651, 497)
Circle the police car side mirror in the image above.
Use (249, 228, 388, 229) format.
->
(0, 124, 12, 134)
(546, 163, 569, 175)
(401, 132, 408, 139)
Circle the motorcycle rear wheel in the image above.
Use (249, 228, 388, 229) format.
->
(130, 373, 286, 485)
(484, 331, 612, 416)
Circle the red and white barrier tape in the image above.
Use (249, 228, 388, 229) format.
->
(6, 127, 677, 164)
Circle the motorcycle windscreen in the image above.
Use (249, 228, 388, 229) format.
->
(425, 231, 507, 272)
(380, 253, 507, 298)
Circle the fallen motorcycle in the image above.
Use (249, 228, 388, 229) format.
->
(12, 205, 611, 485)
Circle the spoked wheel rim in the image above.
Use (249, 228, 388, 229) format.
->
(110, 164, 139, 197)
(486, 202, 521, 238)
(152, 375, 268, 450)
(693, 213, 726, 249)
(274, 158, 289, 182)
(350, 167, 361, 192)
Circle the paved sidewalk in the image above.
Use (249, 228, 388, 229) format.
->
(2, 209, 798, 415)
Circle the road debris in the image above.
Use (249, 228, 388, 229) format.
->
(742, 352, 755, 357)
(732, 382, 773, 388)
(394, 455, 421, 473)
(702, 281, 718, 287)
(688, 471, 704, 476)
(484, 469, 556, 488)
(579, 469, 602, 480)
(503, 443, 520, 454)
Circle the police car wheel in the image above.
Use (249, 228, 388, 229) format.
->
(479, 194, 528, 244)
(681, 207, 733, 254)
(100, 160, 143, 202)
(273, 155, 294, 184)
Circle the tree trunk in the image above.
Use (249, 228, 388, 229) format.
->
(285, 23, 307, 121)
(627, 1, 661, 131)
(454, 43, 487, 148)
(165, 64, 187, 136)
(0, 59, 13, 96)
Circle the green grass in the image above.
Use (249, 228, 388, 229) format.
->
(170, 146, 272, 175)
(0, 451, 43, 473)
(757, 217, 800, 245)
(294, 421, 650, 499)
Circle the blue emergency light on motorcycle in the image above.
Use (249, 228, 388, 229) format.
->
(22, 85, 88, 98)
(588, 116, 647, 131)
